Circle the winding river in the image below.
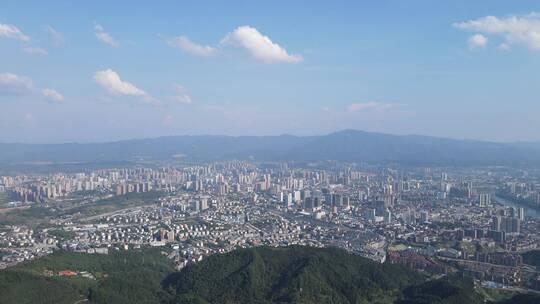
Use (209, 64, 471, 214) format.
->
(494, 194, 540, 219)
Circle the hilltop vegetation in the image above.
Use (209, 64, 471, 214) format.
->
(167, 246, 424, 304)
(0, 248, 174, 304)
(1, 245, 539, 304)
(397, 276, 484, 304)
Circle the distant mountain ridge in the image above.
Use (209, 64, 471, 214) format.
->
(1, 130, 540, 165)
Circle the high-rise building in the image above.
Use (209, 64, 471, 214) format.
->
(517, 207, 525, 221)
(293, 191, 301, 202)
(506, 217, 520, 234)
(384, 194, 394, 208)
(383, 209, 392, 223)
(494, 216, 521, 234)
(487, 230, 506, 243)
(491, 216, 501, 231)
(286, 193, 293, 208)
(116, 185, 123, 196)
(199, 196, 209, 211)
(384, 184, 393, 195)
(364, 208, 376, 221)
(479, 193, 490, 207)
(304, 197, 313, 210)
(420, 211, 429, 223)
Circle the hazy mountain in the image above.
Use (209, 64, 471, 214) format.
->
(1, 130, 539, 165)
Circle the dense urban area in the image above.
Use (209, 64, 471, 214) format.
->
(1, 161, 539, 297)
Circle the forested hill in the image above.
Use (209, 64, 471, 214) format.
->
(2, 130, 540, 165)
(166, 246, 423, 303)
(1, 246, 539, 304)
(166, 246, 539, 304)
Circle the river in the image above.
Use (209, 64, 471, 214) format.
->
(494, 195, 540, 219)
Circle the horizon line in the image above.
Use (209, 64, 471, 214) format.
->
(0, 129, 537, 146)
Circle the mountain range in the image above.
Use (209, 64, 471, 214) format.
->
(1, 130, 540, 165)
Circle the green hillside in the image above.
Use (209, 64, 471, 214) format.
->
(0, 248, 174, 304)
(1, 245, 539, 304)
(397, 276, 484, 304)
(167, 246, 424, 304)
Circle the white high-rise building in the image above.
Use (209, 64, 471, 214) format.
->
(517, 207, 525, 221)
(479, 193, 490, 207)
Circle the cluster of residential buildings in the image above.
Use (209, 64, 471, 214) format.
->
(1, 163, 539, 290)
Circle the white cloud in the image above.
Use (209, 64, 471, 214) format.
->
(22, 47, 48, 55)
(498, 43, 510, 51)
(0, 72, 33, 94)
(45, 25, 64, 45)
(166, 36, 217, 56)
(0, 23, 30, 41)
(94, 23, 120, 48)
(172, 94, 192, 104)
(0, 72, 66, 104)
(42, 88, 64, 103)
(170, 84, 192, 104)
(221, 26, 302, 63)
(454, 12, 540, 50)
(94, 69, 147, 96)
(346, 102, 400, 113)
(468, 34, 488, 49)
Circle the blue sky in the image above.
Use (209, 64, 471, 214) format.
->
(1, 1, 540, 143)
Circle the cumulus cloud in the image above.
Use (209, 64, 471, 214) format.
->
(22, 47, 48, 55)
(42, 88, 64, 103)
(454, 12, 540, 50)
(221, 26, 302, 63)
(0, 72, 33, 94)
(94, 23, 120, 48)
(0, 73, 64, 104)
(0, 23, 30, 41)
(94, 69, 147, 96)
(468, 34, 488, 49)
(166, 36, 217, 56)
(171, 84, 192, 104)
(346, 102, 400, 113)
(45, 25, 64, 45)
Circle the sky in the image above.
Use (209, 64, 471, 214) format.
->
(1, 1, 540, 143)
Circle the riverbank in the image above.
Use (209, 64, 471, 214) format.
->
(494, 193, 540, 219)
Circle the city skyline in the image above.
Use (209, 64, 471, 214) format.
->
(2, 1, 540, 143)
(2, 2, 540, 302)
